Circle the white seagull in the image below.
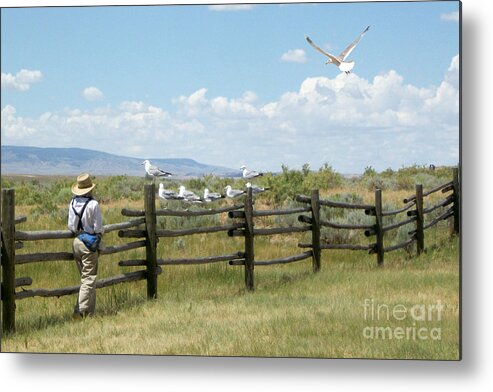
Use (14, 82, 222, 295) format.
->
(142, 159, 172, 178)
(224, 185, 246, 198)
(246, 182, 270, 195)
(305, 26, 370, 74)
(240, 165, 264, 179)
(178, 185, 201, 203)
(203, 188, 224, 202)
(158, 183, 183, 200)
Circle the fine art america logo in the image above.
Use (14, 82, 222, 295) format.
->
(362, 298, 444, 341)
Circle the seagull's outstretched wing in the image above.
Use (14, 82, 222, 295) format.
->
(305, 35, 341, 66)
(338, 26, 370, 61)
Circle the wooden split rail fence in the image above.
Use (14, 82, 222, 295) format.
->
(296, 168, 459, 267)
(227, 187, 313, 290)
(1, 169, 460, 334)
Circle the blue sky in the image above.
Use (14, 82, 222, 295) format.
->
(1, 1, 460, 173)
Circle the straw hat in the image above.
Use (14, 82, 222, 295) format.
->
(71, 173, 96, 196)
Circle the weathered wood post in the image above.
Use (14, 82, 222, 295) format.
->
(244, 187, 255, 291)
(144, 184, 158, 299)
(1, 188, 16, 334)
(374, 189, 384, 266)
(452, 167, 460, 235)
(415, 184, 425, 254)
(310, 189, 321, 272)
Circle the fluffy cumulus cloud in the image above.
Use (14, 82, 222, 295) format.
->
(280, 49, 307, 63)
(1, 69, 43, 91)
(174, 89, 259, 119)
(1, 100, 179, 157)
(1, 105, 37, 138)
(256, 56, 459, 170)
(83, 86, 104, 101)
(1, 55, 459, 173)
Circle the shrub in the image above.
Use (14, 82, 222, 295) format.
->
(394, 174, 415, 190)
(302, 163, 343, 193)
(31, 199, 67, 224)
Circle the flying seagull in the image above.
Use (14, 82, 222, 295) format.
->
(142, 159, 172, 179)
(246, 182, 270, 195)
(305, 26, 370, 74)
(158, 183, 183, 200)
(240, 165, 264, 179)
(224, 185, 246, 198)
(203, 188, 224, 202)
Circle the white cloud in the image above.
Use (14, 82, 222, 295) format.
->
(83, 86, 104, 101)
(445, 54, 459, 88)
(1, 69, 43, 91)
(1, 55, 459, 173)
(1, 101, 175, 156)
(441, 11, 459, 22)
(120, 101, 146, 112)
(280, 49, 307, 63)
(1, 105, 37, 138)
(208, 5, 255, 12)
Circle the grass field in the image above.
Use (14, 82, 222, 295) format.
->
(0, 170, 460, 359)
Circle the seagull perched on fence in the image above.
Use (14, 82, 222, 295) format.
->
(305, 26, 370, 74)
(158, 183, 183, 200)
(142, 159, 172, 179)
(203, 188, 224, 202)
(178, 185, 201, 203)
(240, 165, 264, 179)
(224, 185, 246, 198)
(246, 182, 270, 195)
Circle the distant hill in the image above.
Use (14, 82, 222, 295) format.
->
(0, 145, 239, 178)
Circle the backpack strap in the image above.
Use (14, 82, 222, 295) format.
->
(71, 196, 92, 232)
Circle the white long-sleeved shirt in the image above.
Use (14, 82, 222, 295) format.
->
(67, 196, 103, 234)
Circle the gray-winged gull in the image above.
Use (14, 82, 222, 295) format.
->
(158, 183, 183, 200)
(305, 26, 370, 74)
(142, 159, 172, 178)
(246, 182, 270, 194)
(240, 165, 264, 179)
(178, 185, 201, 203)
(203, 188, 224, 202)
(224, 185, 246, 198)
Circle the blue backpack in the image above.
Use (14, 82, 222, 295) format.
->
(78, 232, 101, 252)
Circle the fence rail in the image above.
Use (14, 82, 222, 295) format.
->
(119, 252, 246, 267)
(296, 195, 373, 210)
(298, 243, 374, 251)
(156, 223, 243, 238)
(252, 251, 313, 266)
(15, 268, 161, 300)
(380, 201, 416, 217)
(1, 168, 460, 334)
(253, 206, 311, 217)
(320, 219, 374, 231)
(296, 168, 460, 266)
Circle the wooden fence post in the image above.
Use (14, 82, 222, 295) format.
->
(452, 167, 460, 235)
(244, 187, 255, 291)
(1, 189, 16, 334)
(374, 189, 384, 266)
(310, 189, 321, 272)
(415, 184, 425, 255)
(144, 184, 158, 299)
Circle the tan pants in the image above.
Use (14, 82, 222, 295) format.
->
(73, 237, 98, 316)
